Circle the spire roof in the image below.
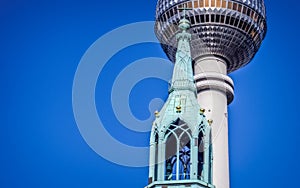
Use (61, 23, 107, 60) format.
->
(152, 16, 204, 133)
(170, 17, 196, 94)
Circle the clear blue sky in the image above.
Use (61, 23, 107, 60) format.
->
(1, 0, 300, 188)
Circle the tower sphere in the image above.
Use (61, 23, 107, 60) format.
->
(155, 0, 267, 73)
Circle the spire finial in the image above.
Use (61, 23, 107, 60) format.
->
(178, 4, 192, 31)
(178, 4, 192, 19)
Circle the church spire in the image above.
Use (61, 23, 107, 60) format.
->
(170, 14, 196, 94)
(146, 13, 214, 188)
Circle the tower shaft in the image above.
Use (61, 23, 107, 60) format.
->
(194, 57, 234, 188)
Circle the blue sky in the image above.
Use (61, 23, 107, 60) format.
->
(1, 0, 300, 188)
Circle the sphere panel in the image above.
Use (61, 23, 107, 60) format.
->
(155, 0, 267, 73)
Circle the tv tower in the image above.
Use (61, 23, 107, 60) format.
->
(146, 1, 266, 188)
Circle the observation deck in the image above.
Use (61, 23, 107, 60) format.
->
(155, 0, 267, 73)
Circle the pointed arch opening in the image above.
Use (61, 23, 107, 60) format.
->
(154, 133, 159, 181)
(164, 119, 192, 181)
(198, 130, 205, 180)
(196, 124, 213, 184)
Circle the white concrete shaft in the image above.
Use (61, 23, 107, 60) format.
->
(194, 56, 230, 188)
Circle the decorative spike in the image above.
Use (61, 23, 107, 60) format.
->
(154, 110, 160, 117)
(200, 108, 205, 114)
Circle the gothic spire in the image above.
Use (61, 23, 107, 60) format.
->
(170, 16, 196, 94)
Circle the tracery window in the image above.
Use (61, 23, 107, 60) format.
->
(164, 119, 192, 180)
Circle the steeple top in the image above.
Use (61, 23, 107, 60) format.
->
(179, 18, 190, 31)
(169, 12, 196, 94)
(178, 5, 192, 31)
